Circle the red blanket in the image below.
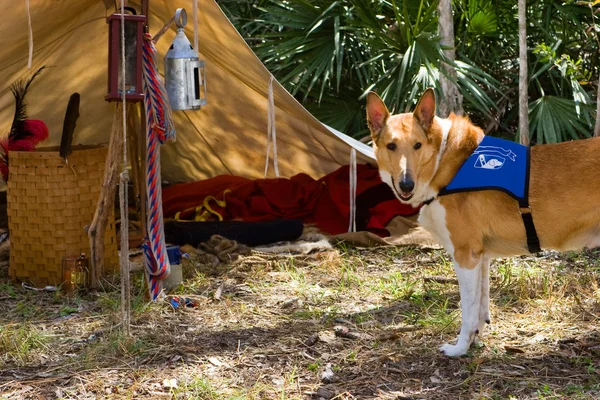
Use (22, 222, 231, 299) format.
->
(162, 164, 419, 236)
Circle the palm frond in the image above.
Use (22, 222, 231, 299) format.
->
(528, 95, 595, 144)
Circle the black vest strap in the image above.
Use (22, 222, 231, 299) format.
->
(519, 202, 541, 253)
(519, 146, 541, 253)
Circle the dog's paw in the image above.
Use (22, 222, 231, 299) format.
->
(439, 343, 468, 357)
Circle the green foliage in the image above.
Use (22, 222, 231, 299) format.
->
(219, 0, 600, 143)
(0, 324, 49, 366)
(0, 283, 16, 298)
(59, 305, 79, 317)
(528, 96, 595, 143)
(455, 0, 599, 142)
(172, 376, 220, 399)
(462, 0, 497, 36)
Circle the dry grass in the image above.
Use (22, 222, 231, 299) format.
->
(1, 244, 600, 399)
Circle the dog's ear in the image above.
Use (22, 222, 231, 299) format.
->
(413, 88, 436, 133)
(366, 92, 389, 142)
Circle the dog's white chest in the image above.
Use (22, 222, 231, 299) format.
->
(418, 201, 454, 254)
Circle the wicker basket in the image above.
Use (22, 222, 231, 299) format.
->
(7, 146, 119, 286)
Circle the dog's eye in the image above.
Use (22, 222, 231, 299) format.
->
(386, 143, 397, 151)
(413, 142, 422, 150)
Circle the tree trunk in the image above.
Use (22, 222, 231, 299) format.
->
(595, 75, 600, 136)
(437, 0, 462, 117)
(518, 0, 530, 145)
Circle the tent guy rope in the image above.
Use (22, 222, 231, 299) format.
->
(25, 0, 33, 68)
(348, 148, 357, 233)
(265, 76, 279, 178)
(193, 0, 199, 56)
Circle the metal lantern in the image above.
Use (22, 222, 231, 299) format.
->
(164, 8, 207, 110)
(106, 9, 146, 102)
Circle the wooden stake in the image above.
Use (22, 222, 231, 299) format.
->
(138, 106, 148, 238)
(88, 104, 125, 287)
(127, 102, 147, 238)
(126, 101, 150, 300)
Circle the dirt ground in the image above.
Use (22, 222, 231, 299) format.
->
(2, 242, 600, 399)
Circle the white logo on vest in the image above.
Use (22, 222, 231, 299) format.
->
(473, 145, 517, 170)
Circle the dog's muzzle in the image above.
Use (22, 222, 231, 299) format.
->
(398, 177, 415, 200)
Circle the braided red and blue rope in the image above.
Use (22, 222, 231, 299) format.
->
(142, 33, 176, 300)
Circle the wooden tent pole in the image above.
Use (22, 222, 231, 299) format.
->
(126, 102, 148, 241)
(125, 101, 149, 301)
(142, 0, 150, 31)
(138, 104, 148, 239)
(88, 103, 125, 287)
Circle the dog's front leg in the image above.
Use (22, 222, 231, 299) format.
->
(440, 255, 483, 357)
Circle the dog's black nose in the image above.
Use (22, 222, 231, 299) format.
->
(399, 178, 414, 193)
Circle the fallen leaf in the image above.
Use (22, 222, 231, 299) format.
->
(504, 346, 526, 354)
(318, 330, 336, 344)
(162, 378, 178, 389)
(208, 356, 223, 366)
(321, 363, 335, 383)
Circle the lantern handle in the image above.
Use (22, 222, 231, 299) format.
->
(175, 8, 187, 29)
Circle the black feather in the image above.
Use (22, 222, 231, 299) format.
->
(9, 66, 46, 141)
(60, 93, 81, 159)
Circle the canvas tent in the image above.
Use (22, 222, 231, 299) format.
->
(0, 0, 374, 183)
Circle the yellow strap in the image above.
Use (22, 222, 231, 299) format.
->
(174, 190, 231, 222)
(195, 205, 205, 221)
(201, 189, 231, 221)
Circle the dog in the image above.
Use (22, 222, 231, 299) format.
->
(366, 88, 600, 357)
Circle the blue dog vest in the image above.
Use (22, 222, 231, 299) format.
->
(440, 136, 528, 201)
(433, 136, 541, 253)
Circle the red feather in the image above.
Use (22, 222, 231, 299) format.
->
(10, 120, 49, 151)
(1, 68, 49, 182)
(0, 120, 48, 181)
